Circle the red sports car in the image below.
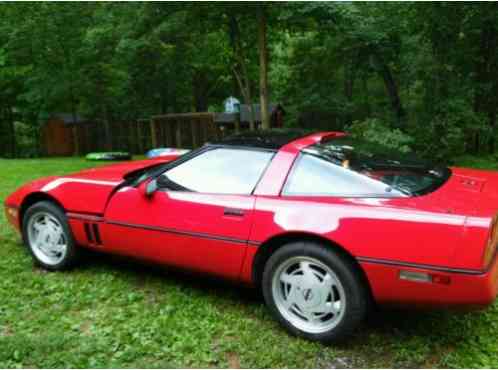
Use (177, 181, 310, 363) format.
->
(5, 130, 498, 342)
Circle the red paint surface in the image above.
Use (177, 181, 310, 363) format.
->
(5, 132, 498, 308)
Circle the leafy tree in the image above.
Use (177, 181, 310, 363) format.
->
(1, 2, 498, 158)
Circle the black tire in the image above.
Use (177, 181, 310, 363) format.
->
(262, 241, 368, 343)
(22, 201, 79, 271)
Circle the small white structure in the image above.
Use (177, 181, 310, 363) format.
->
(224, 96, 240, 114)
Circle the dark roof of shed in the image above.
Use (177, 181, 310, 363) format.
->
(211, 129, 315, 150)
(214, 104, 277, 124)
(49, 113, 88, 125)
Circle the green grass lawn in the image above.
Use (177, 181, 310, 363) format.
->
(2, 156, 498, 368)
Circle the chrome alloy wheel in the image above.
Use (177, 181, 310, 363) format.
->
(27, 212, 68, 265)
(272, 256, 346, 334)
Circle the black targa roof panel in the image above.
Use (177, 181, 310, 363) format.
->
(212, 129, 316, 150)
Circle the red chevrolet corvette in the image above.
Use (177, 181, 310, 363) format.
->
(5, 130, 498, 342)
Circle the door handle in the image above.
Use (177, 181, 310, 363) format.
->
(224, 208, 245, 217)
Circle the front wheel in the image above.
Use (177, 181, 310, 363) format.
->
(262, 241, 368, 343)
(22, 201, 79, 271)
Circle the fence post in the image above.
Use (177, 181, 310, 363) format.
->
(175, 118, 182, 148)
(209, 113, 219, 141)
(128, 121, 136, 154)
(191, 118, 199, 148)
(136, 120, 142, 154)
(150, 118, 158, 148)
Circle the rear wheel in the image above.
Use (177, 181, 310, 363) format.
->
(22, 201, 79, 270)
(262, 241, 368, 343)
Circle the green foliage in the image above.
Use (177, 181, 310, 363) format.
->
(348, 118, 413, 153)
(13, 121, 39, 158)
(409, 100, 486, 161)
(1, 2, 498, 159)
(454, 154, 498, 171)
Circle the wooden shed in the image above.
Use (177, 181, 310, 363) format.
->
(40, 113, 87, 156)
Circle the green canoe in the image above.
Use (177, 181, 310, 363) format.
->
(85, 152, 132, 161)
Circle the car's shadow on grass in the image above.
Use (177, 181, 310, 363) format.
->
(77, 249, 263, 304)
(75, 249, 481, 350)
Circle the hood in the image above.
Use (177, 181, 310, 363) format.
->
(6, 156, 180, 216)
(70, 157, 178, 182)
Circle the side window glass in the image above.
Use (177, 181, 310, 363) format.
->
(283, 153, 395, 196)
(163, 148, 273, 195)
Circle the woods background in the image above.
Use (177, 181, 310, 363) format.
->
(0, 2, 497, 160)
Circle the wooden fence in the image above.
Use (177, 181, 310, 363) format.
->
(42, 113, 221, 156)
(151, 112, 220, 149)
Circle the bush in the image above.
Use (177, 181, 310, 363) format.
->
(347, 101, 488, 163)
(347, 118, 414, 153)
(14, 121, 40, 158)
(409, 100, 486, 161)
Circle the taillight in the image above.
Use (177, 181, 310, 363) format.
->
(483, 214, 498, 267)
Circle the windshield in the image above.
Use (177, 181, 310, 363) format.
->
(302, 136, 450, 197)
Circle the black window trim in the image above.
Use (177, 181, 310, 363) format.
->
(280, 151, 411, 199)
(303, 136, 451, 197)
(158, 145, 276, 196)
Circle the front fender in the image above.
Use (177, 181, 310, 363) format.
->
(5, 175, 120, 216)
(5, 176, 58, 209)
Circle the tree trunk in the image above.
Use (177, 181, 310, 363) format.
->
(373, 51, 405, 127)
(247, 103, 256, 131)
(103, 105, 112, 151)
(29, 105, 42, 157)
(70, 89, 80, 156)
(97, 75, 112, 151)
(473, 18, 498, 153)
(228, 15, 256, 130)
(7, 107, 17, 157)
(257, 5, 270, 130)
(488, 110, 497, 153)
(361, 75, 371, 117)
(160, 85, 169, 114)
(193, 70, 209, 112)
(233, 68, 256, 130)
(343, 58, 356, 126)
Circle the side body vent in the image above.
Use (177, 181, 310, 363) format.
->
(84, 222, 103, 246)
(92, 223, 102, 245)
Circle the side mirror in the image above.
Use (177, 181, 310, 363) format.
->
(145, 178, 158, 197)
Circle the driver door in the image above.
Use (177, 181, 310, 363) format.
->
(102, 147, 274, 279)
